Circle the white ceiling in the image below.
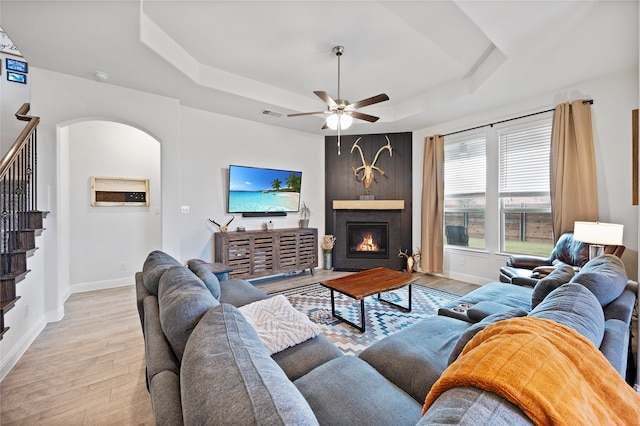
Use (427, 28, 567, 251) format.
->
(1, 1, 637, 135)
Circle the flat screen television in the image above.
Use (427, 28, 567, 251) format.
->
(228, 165, 302, 216)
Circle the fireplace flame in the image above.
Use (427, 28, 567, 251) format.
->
(357, 234, 379, 251)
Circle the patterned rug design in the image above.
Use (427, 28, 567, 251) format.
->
(270, 283, 459, 356)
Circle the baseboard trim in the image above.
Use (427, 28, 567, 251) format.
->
(71, 277, 133, 294)
(0, 315, 47, 381)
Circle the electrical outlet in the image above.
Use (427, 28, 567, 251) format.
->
(24, 304, 29, 317)
(181, 206, 190, 214)
(120, 262, 126, 271)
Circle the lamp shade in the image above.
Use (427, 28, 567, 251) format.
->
(573, 221, 624, 246)
(326, 113, 353, 130)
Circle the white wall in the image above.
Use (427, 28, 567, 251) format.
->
(178, 106, 324, 262)
(67, 121, 161, 292)
(412, 67, 639, 284)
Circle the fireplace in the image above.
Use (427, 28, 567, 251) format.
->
(347, 222, 388, 259)
(332, 207, 406, 271)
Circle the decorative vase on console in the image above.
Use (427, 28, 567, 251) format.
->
(299, 201, 311, 228)
(321, 234, 336, 270)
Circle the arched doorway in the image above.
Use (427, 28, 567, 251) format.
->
(60, 120, 161, 293)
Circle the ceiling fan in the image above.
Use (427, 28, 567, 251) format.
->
(288, 45, 389, 154)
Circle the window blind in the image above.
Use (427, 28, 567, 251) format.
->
(499, 122, 552, 195)
(444, 136, 486, 196)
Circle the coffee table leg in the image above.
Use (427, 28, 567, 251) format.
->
(378, 284, 412, 312)
(328, 291, 366, 332)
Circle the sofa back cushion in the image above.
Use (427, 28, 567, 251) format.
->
(530, 264, 575, 309)
(448, 308, 528, 365)
(569, 254, 628, 306)
(181, 304, 319, 425)
(529, 283, 605, 348)
(188, 262, 221, 300)
(158, 265, 219, 360)
(142, 250, 182, 295)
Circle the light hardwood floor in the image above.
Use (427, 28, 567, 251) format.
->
(0, 269, 477, 425)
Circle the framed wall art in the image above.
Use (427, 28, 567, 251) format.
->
(6, 58, 27, 73)
(6, 71, 26, 84)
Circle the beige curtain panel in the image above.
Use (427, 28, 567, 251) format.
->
(550, 100, 598, 240)
(420, 135, 444, 273)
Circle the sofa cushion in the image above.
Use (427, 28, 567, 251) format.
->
(359, 314, 472, 403)
(158, 265, 219, 360)
(529, 283, 605, 348)
(142, 250, 182, 295)
(294, 355, 422, 425)
(181, 304, 318, 426)
(271, 334, 343, 381)
(419, 386, 532, 426)
(448, 308, 527, 365)
(188, 262, 221, 300)
(530, 263, 575, 309)
(467, 301, 517, 322)
(569, 254, 627, 306)
(219, 279, 269, 307)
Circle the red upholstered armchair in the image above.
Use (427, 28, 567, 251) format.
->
(499, 232, 625, 287)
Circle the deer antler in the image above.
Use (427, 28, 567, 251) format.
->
(398, 248, 409, 259)
(371, 135, 393, 169)
(209, 218, 221, 227)
(225, 216, 235, 226)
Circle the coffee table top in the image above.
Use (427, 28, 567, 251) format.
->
(320, 267, 417, 300)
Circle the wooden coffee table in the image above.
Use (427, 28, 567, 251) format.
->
(319, 267, 418, 332)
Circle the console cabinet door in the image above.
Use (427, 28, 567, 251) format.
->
(214, 228, 317, 279)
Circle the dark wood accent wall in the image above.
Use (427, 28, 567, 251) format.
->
(325, 132, 413, 270)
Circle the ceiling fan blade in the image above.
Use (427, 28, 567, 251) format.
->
(350, 111, 380, 123)
(350, 93, 389, 109)
(314, 91, 337, 108)
(287, 111, 326, 117)
(321, 122, 328, 130)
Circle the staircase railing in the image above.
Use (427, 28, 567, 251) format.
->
(1, 103, 39, 259)
(0, 103, 40, 338)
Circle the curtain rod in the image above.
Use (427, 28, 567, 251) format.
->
(442, 99, 594, 137)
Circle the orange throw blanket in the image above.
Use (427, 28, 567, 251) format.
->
(423, 317, 640, 425)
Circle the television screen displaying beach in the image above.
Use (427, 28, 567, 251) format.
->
(228, 165, 302, 213)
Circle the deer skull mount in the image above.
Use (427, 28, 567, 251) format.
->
(398, 247, 421, 273)
(209, 216, 235, 233)
(351, 136, 392, 194)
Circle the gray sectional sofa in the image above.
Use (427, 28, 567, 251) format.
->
(136, 251, 639, 425)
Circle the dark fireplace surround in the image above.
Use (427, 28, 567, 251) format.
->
(324, 132, 413, 272)
(333, 210, 403, 271)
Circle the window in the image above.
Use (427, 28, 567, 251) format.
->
(444, 134, 486, 248)
(498, 119, 554, 255)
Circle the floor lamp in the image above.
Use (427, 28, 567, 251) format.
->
(573, 221, 624, 260)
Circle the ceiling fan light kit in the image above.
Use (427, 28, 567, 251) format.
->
(326, 113, 353, 130)
(288, 45, 389, 154)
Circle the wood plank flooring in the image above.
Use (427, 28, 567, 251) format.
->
(0, 269, 476, 425)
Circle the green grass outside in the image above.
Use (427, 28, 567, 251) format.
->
(465, 237, 553, 256)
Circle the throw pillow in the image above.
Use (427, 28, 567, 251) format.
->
(530, 263, 575, 309)
(158, 265, 219, 360)
(141, 250, 182, 295)
(181, 304, 319, 426)
(188, 262, 221, 300)
(447, 308, 527, 365)
(569, 254, 628, 306)
(238, 295, 320, 355)
(529, 283, 605, 348)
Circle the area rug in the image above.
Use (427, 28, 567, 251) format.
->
(270, 283, 459, 356)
